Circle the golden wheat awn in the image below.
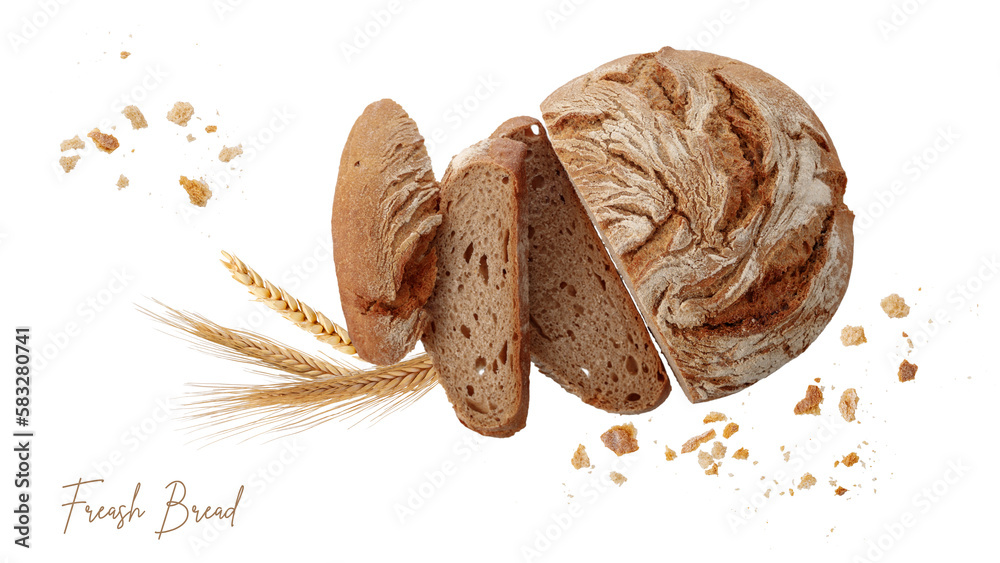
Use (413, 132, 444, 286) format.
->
(221, 251, 357, 356)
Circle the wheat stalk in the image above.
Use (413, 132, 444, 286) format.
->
(221, 251, 357, 356)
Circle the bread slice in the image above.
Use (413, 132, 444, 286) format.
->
(332, 99, 442, 365)
(421, 138, 530, 437)
(490, 117, 669, 414)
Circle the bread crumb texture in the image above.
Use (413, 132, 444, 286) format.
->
(116, 174, 129, 190)
(87, 128, 119, 153)
(664, 445, 677, 461)
(601, 423, 639, 456)
(219, 144, 243, 163)
(798, 473, 817, 490)
(122, 105, 148, 129)
(881, 293, 910, 318)
(205, 125, 217, 133)
(794, 384, 824, 415)
(609, 471, 627, 486)
(703, 411, 727, 423)
(722, 422, 739, 439)
(898, 360, 918, 382)
(705, 462, 720, 476)
(681, 429, 716, 453)
(841, 452, 860, 467)
(697, 450, 714, 469)
(179, 175, 212, 207)
(167, 101, 194, 126)
(120, 51, 130, 59)
(186, 134, 196, 142)
(841, 325, 867, 346)
(839, 388, 859, 422)
(733, 447, 749, 460)
(59, 155, 80, 173)
(570, 444, 590, 470)
(834, 486, 848, 496)
(60, 135, 85, 151)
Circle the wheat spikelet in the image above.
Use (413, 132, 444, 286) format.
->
(221, 251, 357, 356)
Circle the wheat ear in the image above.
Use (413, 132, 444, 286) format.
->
(220, 251, 357, 356)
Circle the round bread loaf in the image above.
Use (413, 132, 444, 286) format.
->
(540, 47, 854, 402)
(332, 99, 442, 365)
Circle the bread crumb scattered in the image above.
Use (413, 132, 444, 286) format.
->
(881, 293, 910, 318)
(122, 105, 148, 129)
(839, 388, 859, 422)
(186, 133, 196, 142)
(120, 51, 130, 59)
(697, 450, 714, 469)
(705, 463, 719, 476)
(59, 155, 80, 173)
(205, 125, 217, 133)
(794, 384, 824, 415)
(722, 422, 739, 439)
(841, 325, 867, 346)
(664, 445, 677, 461)
(783, 451, 791, 462)
(733, 448, 749, 460)
(834, 486, 848, 496)
(601, 423, 639, 456)
(570, 444, 590, 470)
(179, 175, 212, 207)
(898, 360, 918, 382)
(841, 452, 860, 467)
(798, 473, 817, 490)
(60, 135, 85, 151)
(167, 101, 195, 126)
(219, 144, 243, 163)
(763, 489, 771, 498)
(609, 471, 627, 486)
(681, 429, 716, 454)
(703, 411, 727, 423)
(87, 128, 119, 153)
(711, 441, 727, 460)
(116, 174, 129, 190)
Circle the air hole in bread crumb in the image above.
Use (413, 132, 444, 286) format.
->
(626, 393, 640, 402)
(530, 124, 540, 135)
(460, 325, 471, 339)
(573, 304, 585, 316)
(354, 161, 360, 167)
(466, 385, 474, 396)
(457, 284, 464, 292)
(474, 357, 486, 375)
(499, 342, 508, 365)
(565, 284, 577, 297)
(463, 243, 474, 263)
(502, 176, 509, 184)
(502, 230, 510, 262)
(611, 374, 619, 383)
(479, 255, 489, 283)
(626, 356, 639, 375)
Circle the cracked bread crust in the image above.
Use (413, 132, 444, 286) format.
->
(541, 47, 854, 402)
(332, 99, 442, 365)
(490, 116, 669, 414)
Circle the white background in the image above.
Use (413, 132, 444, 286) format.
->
(2, 0, 998, 561)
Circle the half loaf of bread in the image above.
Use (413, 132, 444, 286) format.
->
(421, 138, 530, 437)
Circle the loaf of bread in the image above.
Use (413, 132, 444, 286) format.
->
(490, 117, 669, 413)
(421, 138, 530, 437)
(541, 47, 854, 402)
(332, 99, 442, 365)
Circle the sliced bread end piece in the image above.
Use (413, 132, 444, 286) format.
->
(421, 138, 530, 437)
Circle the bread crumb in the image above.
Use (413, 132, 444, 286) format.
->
(783, 451, 791, 462)
(763, 489, 771, 498)
(697, 450, 714, 469)
(834, 486, 848, 496)
(60, 135, 85, 151)
(218, 144, 243, 163)
(116, 174, 129, 190)
(705, 463, 719, 476)
(120, 51, 130, 59)
(167, 101, 195, 126)
(87, 128, 119, 153)
(898, 360, 918, 382)
(179, 175, 212, 207)
(798, 473, 817, 490)
(839, 388, 859, 422)
(794, 384, 824, 415)
(841, 452, 860, 467)
(841, 325, 867, 346)
(205, 125, 217, 133)
(733, 448, 749, 460)
(681, 429, 716, 453)
(609, 471, 627, 486)
(59, 155, 80, 173)
(664, 445, 677, 461)
(601, 423, 639, 456)
(570, 444, 590, 469)
(122, 105, 148, 129)
(722, 422, 739, 439)
(711, 441, 727, 460)
(703, 411, 727, 423)
(881, 293, 910, 318)
(186, 133, 196, 142)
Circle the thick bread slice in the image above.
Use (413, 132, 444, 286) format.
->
(490, 117, 670, 414)
(332, 99, 442, 365)
(421, 138, 530, 437)
(541, 47, 853, 402)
